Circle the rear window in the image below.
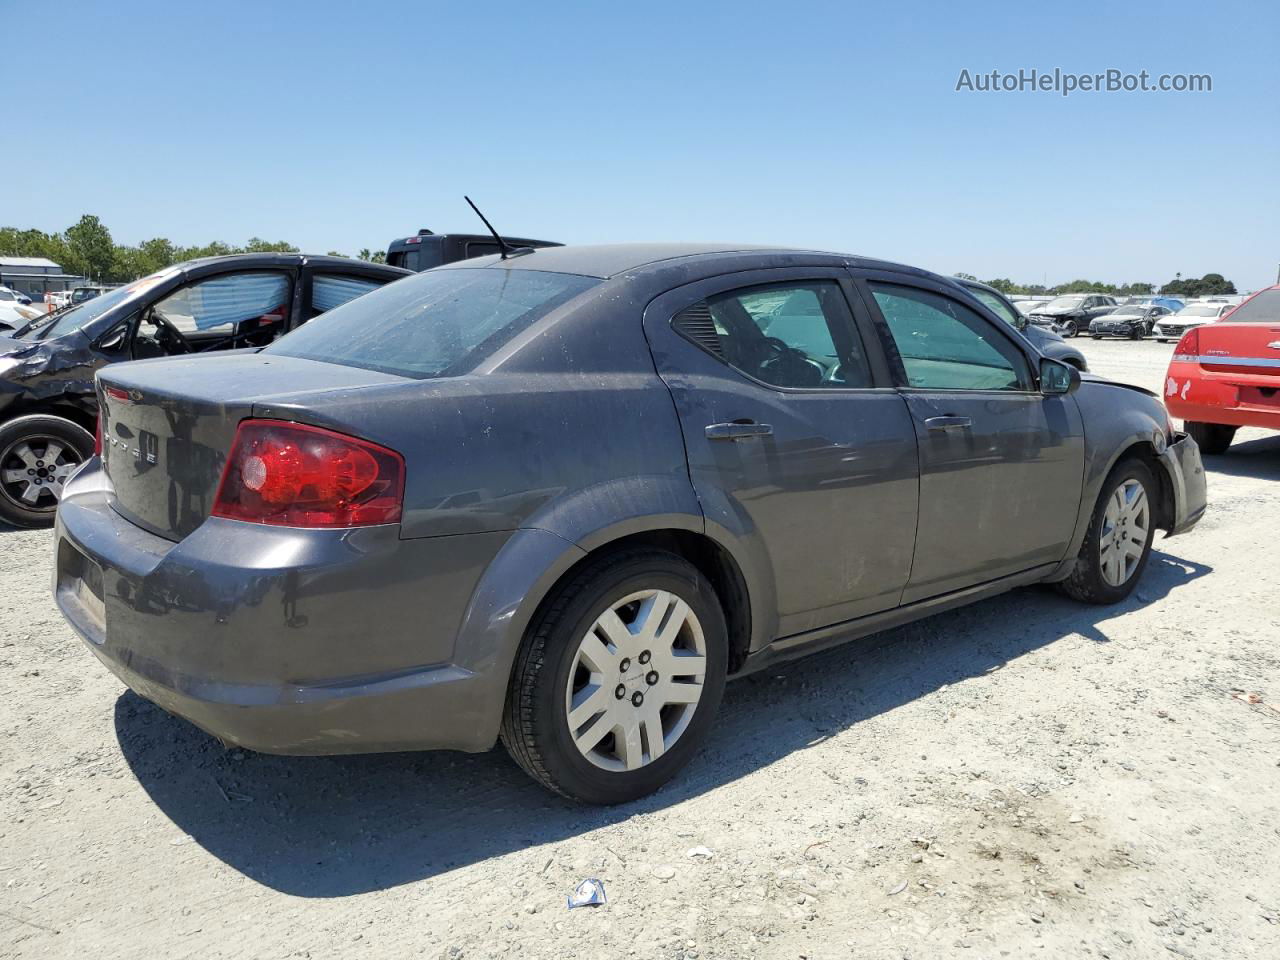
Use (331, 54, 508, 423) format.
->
(266, 268, 598, 378)
(1222, 289, 1280, 323)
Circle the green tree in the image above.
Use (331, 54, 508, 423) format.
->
(358, 248, 387, 264)
(243, 237, 299, 254)
(64, 215, 116, 282)
(984, 278, 1018, 294)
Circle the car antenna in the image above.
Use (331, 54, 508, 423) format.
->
(464, 196, 530, 260)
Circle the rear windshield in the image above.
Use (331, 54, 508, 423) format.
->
(1221, 289, 1280, 323)
(266, 268, 598, 378)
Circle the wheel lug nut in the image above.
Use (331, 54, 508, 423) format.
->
(614, 684, 626, 700)
(646, 671, 659, 686)
(619, 657, 631, 673)
(639, 650, 651, 665)
(631, 691, 644, 707)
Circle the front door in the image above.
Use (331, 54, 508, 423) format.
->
(858, 274, 1085, 603)
(644, 268, 920, 639)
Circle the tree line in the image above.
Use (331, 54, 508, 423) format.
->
(955, 272, 1238, 298)
(0, 215, 385, 284)
(3, 215, 1238, 299)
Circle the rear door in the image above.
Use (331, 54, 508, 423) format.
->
(643, 267, 919, 638)
(854, 270, 1085, 603)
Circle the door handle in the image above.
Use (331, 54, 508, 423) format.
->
(924, 415, 972, 432)
(705, 421, 774, 440)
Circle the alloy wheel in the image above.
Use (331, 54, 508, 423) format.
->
(1099, 479, 1150, 587)
(0, 435, 83, 511)
(564, 589, 707, 772)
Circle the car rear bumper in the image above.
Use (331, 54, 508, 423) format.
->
(1165, 361, 1280, 430)
(53, 460, 511, 755)
(1157, 432, 1207, 535)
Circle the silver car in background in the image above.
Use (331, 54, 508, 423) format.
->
(1154, 302, 1236, 342)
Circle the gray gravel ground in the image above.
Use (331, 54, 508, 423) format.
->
(2, 337, 1278, 960)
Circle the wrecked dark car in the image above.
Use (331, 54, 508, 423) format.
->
(0, 253, 409, 527)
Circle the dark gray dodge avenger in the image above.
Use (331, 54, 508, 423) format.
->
(54, 245, 1207, 804)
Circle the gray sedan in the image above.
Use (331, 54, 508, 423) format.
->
(54, 245, 1207, 804)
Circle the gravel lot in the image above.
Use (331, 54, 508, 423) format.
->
(3, 338, 1278, 960)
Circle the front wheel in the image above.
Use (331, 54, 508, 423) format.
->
(0, 414, 94, 528)
(1185, 421, 1236, 455)
(501, 549, 728, 804)
(1060, 319, 1079, 338)
(1058, 459, 1156, 605)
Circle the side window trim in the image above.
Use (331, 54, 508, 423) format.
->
(668, 273, 890, 392)
(848, 271, 1037, 393)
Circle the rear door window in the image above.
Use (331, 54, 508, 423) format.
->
(307, 274, 391, 319)
(675, 281, 871, 388)
(388, 248, 422, 271)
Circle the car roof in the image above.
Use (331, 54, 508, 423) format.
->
(434, 242, 938, 281)
(175, 252, 412, 276)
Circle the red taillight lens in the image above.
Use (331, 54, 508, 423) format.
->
(212, 420, 405, 528)
(1173, 328, 1199, 358)
(93, 417, 102, 456)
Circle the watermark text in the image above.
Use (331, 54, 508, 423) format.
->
(955, 68, 1212, 97)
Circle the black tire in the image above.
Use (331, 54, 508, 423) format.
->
(1058, 458, 1157, 605)
(1156, 338, 1168, 344)
(500, 548, 728, 804)
(1091, 334, 1103, 340)
(0, 414, 94, 529)
(1128, 325, 1143, 340)
(1185, 421, 1236, 455)
(1061, 319, 1079, 338)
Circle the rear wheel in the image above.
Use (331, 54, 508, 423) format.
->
(1058, 458, 1156, 605)
(1185, 421, 1236, 455)
(0, 415, 94, 528)
(501, 549, 728, 804)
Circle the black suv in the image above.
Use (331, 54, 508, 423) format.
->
(386, 229, 560, 271)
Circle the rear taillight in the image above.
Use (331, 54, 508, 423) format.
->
(212, 420, 405, 528)
(1173, 328, 1199, 358)
(93, 417, 102, 456)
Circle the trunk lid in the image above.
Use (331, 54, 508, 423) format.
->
(1193, 322, 1280, 379)
(99, 353, 406, 540)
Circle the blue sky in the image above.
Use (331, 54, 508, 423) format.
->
(4, 0, 1277, 289)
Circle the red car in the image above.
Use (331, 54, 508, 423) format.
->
(1165, 286, 1280, 453)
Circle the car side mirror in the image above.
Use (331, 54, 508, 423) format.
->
(1040, 357, 1080, 396)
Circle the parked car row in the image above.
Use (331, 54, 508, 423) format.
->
(42, 239, 1207, 803)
